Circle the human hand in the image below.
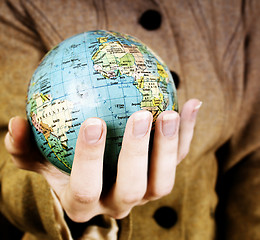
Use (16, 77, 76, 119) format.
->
(4, 99, 201, 222)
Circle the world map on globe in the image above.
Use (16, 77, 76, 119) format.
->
(26, 30, 178, 182)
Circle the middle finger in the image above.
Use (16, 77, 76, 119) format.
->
(106, 110, 152, 216)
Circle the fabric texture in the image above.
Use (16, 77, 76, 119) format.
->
(0, 0, 260, 239)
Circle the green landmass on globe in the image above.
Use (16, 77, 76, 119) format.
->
(26, 30, 178, 185)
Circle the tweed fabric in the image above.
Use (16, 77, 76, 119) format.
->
(0, 0, 260, 239)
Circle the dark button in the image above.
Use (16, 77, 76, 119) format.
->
(139, 10, 162, 30)
(153, 206, 178, 229)
(170, 71, 180, 89)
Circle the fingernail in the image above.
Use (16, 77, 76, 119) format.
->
(191, 101, 202, 120)
(133, 111, 151, 138)
(8, 117, 14, 138)
(83, 118, 103, 144)
(162, 113, 179, 137)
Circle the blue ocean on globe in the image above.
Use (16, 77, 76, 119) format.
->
(26, 30, 178, 184)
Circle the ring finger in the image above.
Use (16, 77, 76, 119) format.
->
(144, 110, 180, 201)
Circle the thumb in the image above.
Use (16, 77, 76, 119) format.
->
(4, 116, 45, 172)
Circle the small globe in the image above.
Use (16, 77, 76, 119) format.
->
(26, 30, 178, 185)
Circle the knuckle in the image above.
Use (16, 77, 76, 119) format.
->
(120, 192, 144, 205)
(85, 147, 104, 160)
(66, 211, 92, 223)
(120, 147, 147, 159)
(166, 147, 178, 157)
(71, 190, 100, 204)
(149, 185, 173, 199)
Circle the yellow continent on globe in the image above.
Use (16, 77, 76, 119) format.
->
(29, 93, 74, 169)
(92, 40, 170, 121)
(26, 30, 178, 178)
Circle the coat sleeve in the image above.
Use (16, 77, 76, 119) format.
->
(0, 1, 70, 239)
(0, 2, 120, 239)
(216, 1, 260, 239)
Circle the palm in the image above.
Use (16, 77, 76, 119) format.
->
(5, 99, 201, 222)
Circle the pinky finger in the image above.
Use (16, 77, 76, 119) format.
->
(177, 99, 202, 164)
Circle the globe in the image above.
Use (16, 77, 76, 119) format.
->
(26, 30, 178, 186)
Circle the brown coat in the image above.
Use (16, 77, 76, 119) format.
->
(1, 0, 260, 239)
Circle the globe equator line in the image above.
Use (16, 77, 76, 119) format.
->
(26, 30, 178, 179)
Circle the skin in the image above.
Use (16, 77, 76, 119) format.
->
(4, 98, 201, 223)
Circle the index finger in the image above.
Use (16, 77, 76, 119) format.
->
(61, 118, 106, 222)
